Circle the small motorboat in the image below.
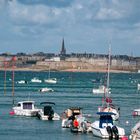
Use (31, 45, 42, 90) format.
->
(130, 121, 140, 140)
(93, 85, 111, 94)
(17, 80, 28, 84)
(37, 102, 60, 120)
(61, 107, 91, 133)
(61, 107, 82, 128)
(39, 87, 54, 92)
(11, 101, 40, 117)
(44, 78, 57, 84)
(91, 112, 125, 139)
(132, 108, 140, 116)
(31, 78, 42, 83)
(70, 115, 92, 133)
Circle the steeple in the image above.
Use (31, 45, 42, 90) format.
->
(60, 38, 66, 55)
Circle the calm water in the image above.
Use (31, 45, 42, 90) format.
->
(0, 71, 140, 140)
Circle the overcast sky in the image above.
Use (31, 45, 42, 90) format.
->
(0, 0, 140, 56)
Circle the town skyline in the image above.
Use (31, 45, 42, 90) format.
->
(0, 0, 140, 56)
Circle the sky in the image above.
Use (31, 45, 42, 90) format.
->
(0, 0, 140, 56)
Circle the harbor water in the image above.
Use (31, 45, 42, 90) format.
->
(0, 71, 140, 140)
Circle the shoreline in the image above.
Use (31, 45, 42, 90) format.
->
(0, 67, 131, 73)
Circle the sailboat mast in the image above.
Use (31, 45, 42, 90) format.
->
(4, 61, 7, 96)
(12, 56, 16, 105)
(107, 44, 111, 91)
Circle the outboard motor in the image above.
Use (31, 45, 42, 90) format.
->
(112, 126, 119, 140)
(106, 126, 113, 140)
(44, 106, 54, 120)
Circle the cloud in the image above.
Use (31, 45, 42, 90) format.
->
(95, 8, 123, 20)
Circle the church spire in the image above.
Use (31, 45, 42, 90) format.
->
(60, 38, 66, 55)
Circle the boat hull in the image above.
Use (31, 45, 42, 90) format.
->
(91, 121, 125, 139)
(13, 108, 39, 117)
(37, 110, 60, 120)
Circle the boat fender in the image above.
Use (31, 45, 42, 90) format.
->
(106, 126, 113, 140)
(121, 136, 128, 140)
(112, 126, 119, 140)
(73, 119, 79, 128)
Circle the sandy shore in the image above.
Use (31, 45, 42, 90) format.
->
(0, 67, 131, 73)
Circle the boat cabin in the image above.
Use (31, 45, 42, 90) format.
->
(17, 101, 35, 110)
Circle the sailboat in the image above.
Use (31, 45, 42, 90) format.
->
(44, 64, 57, 84)
(9, 56, 40, 117)
(97, 45, 120, 121)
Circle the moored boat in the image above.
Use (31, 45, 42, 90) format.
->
(37, 102, 60, 120)
(11, 101, 40, 117)
(44, 78, 57, 84)
(91, 112, 125, 139)
(39, 87, 54, 92)
(61, 107, 92, 133)
(130, 121, 140, 140)
(93, 85, 111, 94)
(132, 108, 140, 116)
(31, 78, 42, 83)
(17, 80, 28, 84)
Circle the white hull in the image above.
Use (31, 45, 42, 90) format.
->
(91, 121, 125, 138)
(39, 87, 54, 92)
(17, 80, 27, 84)
(13, 108, 39, 117)
(44, 78, 57, 84)
(31, 78, 42, 83)
(13, 100, 40, 117)
(93, 86, 111, 94)
(37, 110, 60, 120)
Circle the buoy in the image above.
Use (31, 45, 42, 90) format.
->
(121, 136, 128, 140)
(132, 111, 137, 116)
(126, 121, 129, 124)
(9, 111, 15, 115)
(73, 119, 79, 127)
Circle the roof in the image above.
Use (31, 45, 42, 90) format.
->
(68, 107, 82, 111)
(40, 102, 55, 105)
(18, 100, 35, 104)
(97, 112, 116, 116)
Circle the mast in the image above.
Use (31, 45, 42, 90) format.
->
(107, 44, 111, 92)
(4, 60, 8, 96)
(12, 56, 16, 105)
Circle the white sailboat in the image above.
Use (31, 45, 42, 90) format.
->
(98, 46, 120, 121)
(44, 65, 57, 84)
